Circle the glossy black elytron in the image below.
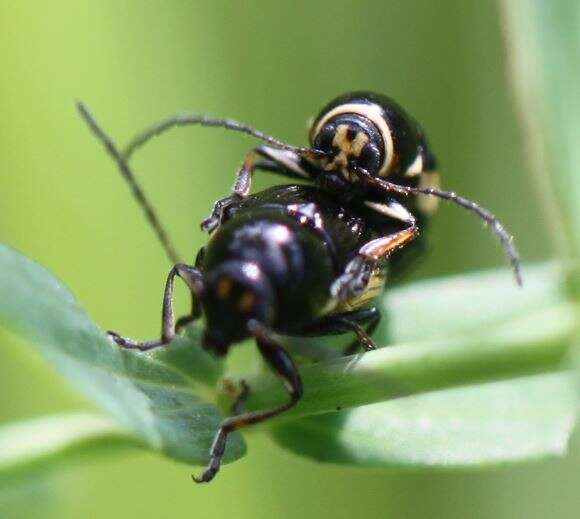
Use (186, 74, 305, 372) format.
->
(201, 184, 410, 351)
(189, 184, 416, 482)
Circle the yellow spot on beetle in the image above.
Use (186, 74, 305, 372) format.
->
(238, 291, 256, 313)
(417, 171, 441, 215)
(216, 277, 233, 299)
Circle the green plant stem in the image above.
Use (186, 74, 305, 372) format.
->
(501, 0, 580, 268)
(237, 304, 576, 420)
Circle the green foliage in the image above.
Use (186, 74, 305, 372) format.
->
(0, 3, 579, 515)
(0, 244, 246, 468)
(502, 0, 580, 268)
(248, 264, 578, 467)
(0, 243, 576, 478)
(270, 374, 576, 468)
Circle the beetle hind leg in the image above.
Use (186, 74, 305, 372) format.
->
(193, 321, 302, 483)
(293, 307, 380, 355)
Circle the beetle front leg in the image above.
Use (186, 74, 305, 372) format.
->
(331, 226, 419, 300)
(200, 149, 261, 233)
(193, 321, 303, 483)
(201, 145, 312, 233)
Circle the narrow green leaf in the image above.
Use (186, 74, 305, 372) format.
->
(378, 261, 566, 343)
(262, 264, 578, 467)
(243, 264, 574, 418)
(0, 412, 138, 480)
(502, 0, 580, 410)
(502, 1, 580, 259)
(0, 244, 245, 466)
(270, 373, 576, 469)
(1, 243, 575, 471)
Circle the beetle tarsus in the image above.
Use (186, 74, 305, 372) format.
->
(107, 330, 164, 351)
(201, 194, 241, 233)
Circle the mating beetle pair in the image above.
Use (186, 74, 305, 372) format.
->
(78, 92, 521, 483)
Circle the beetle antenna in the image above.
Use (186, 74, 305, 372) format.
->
(77, 102, 182, 265)
(122, 113, 325, 161)
(357, 170, 522, 286)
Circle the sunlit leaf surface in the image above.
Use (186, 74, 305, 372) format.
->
(268, 264, 577, 467)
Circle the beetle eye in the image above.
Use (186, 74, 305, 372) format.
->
(356, 143, 382, 175)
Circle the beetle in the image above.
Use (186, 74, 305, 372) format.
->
(78, 103, 423, 482)
(77, 90, 522, 483)
(120, 91, 522, 288)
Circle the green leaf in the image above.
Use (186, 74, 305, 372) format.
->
(0, 243, 576, 473)
(0, 243, 246, 467)
(0, 412, 139, 481)
(263, 263, 578, 467)
(270, 373, 576, 468)
(242, 263, 574, 418)
(377, 261, 568, 343)
(502, 0, 580, 414)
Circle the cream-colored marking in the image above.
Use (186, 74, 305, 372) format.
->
(216, 277, 233, 299)
(238, 291, 256, 313)
(364, 200, 416, 224)
(324, 125, 369, 181)
(405, 153, 424, 176)
(311, 103, 394, 176)
(416, 172, 441, 215)
(262, 147, 310, 178)
(336, 269, 386, 312)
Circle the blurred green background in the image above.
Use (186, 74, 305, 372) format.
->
(0, 1, 575, 518)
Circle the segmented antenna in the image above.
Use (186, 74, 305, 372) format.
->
(356, 169, 523, 286)
(122, 114, 325, 161)
(77, 102, 181, 265)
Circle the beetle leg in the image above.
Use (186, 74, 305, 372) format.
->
(109, 264, 203, 351)
(175, 290, 203, 333)
(294, 307, 380, 353)
(200, 149, 260, 233)
(201, 146, 313, 233)
(193, 321, 303, 483)
(332, 226, 418, 300)
(343, 314, 380, 355)
(230, 379, 251, 415)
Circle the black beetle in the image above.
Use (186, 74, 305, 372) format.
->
(77, 91, 521, 482)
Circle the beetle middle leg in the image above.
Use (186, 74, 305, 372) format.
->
(193, 320, 303, 483)
(293, 307, 380, 354)
(109, 264, 202, 351)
